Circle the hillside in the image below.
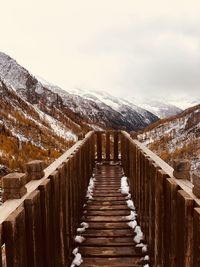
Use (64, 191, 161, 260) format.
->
(0, 79, 76, 172)
(137, 104, 200, 174)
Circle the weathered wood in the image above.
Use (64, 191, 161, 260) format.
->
(177, 190, 194, 267)
(96, 132, 102, 161)
(49, 171, 63, 267)
(114, 131, 119, 161)
(38, 179, 52, 267)
(71, 162, 148, 266)
(193, 208, 200, 267)
(24, 190, 44, 267)
(81, 257, 144, 267)
(163, 178, 178, 267)
(106, 132, 111, 161)
(4, 207, 27, 267)
(155, 169, 170, 267)
(0, 131, 94, 225)
(0, 224, 3, 267)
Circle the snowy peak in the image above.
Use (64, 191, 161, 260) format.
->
(128, 97, 183, 119)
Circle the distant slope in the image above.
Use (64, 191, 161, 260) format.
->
(137, 104, 200, 173)
(129, 98, 182, 118)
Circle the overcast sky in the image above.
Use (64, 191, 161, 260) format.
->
(1, 0, 200, 103)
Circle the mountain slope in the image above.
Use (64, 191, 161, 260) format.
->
(129, 98, 182, 118)
(0, 52, 159, 132)
(0, 79, 76, 172)
(137, 104, 200, 173)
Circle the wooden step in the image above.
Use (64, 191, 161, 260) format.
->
(82, 229, 134, 237)
(79, 246, 142, 257)
(83, 215, 130, 222)
(84, 210, 130, 216)
(70, 162, 149, 266)
(80, 237, 135, 246)
(86, 205, 129, 211)
(80, 257, 143, 267)
(85, 222, 130, 229)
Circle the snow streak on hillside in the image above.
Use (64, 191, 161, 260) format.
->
(138, 105, 200, 174)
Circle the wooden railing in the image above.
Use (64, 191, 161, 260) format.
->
(0, 131, 95, 267)
(94, 131, 121, 161)
(121, 131, 200, 267)
(1, 130, 200, 267)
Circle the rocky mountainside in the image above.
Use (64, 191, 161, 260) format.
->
(137, 104, 200, 174)
(0, 79, 76, 172)
(0, 52, 159, 132)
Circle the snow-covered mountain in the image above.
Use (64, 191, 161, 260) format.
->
(128, 98, 183, 119)
(0, 51, 159, 132)
(137, 104, 200, 174)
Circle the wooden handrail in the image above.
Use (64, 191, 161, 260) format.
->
(0, 131, 95, 267)
(0, 131, 94, 224)
(121, 130, 200, 267)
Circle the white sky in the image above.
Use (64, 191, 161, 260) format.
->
(1, 0, 200, 102)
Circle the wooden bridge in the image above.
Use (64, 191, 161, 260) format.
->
(0, 131, 200, 267)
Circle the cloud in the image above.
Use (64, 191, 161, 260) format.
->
(0, 0, 200, 101)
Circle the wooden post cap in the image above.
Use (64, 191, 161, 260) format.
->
(2, 173, 27, 189)
(173, 159, 191, 172)
(26, 160, 45, 173)
(26, 160, 45, 181)
(173, 160, 191, 180)
(2, 173, 27, 201)
(192, 171, 200, 198)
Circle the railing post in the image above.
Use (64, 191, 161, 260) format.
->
(2, 173, 27, 202)
(192, 171, 200, 197)
(114, 131, 119, 161)
(173, 159, 191, 180)
(176, 190, 194, 267)
(26, 160, 45, 181)
(24, 191, 44, 267)
(164, 178, 178, 267)
(96, 132, 102, 161)
(4, 207, 27, 267)
(193, 208, 200, 267)
(106, 132, 111, 161)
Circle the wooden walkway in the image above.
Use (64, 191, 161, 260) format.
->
(74, 162, 149, 267)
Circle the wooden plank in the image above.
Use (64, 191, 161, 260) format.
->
(177, 190, 194, 267)
(85, 210, 130, 216)
(106, 132, 111, 161)
(86, 222, 131, 229)
(24, 190, 44, 267)
(96, 132, 102, 161)
(164, 178, 178, 267)
(85, 205, 129, 211)
(4, 206, 27, 267)
(193, 208, 200, 267)
(81, 237, 135, 246)
(49, 171, 63, 267)
(155, 169, 169, 267)
(114, 132, 119, 161)
(82, 229, 134, 237)
(81, 257, 143, 267)
(79, 246, 142, 257)
(38, 179, 53, 267)
(83, 215, 131, 222)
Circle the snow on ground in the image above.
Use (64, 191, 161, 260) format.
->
(34, 105, 77, 141)
(120, 175, 150, 265)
